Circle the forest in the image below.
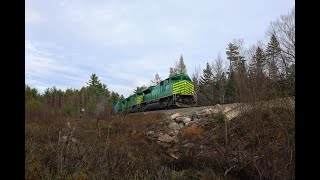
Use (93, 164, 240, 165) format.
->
(25, 7, 294, 120)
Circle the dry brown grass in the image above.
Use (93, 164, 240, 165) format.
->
(26, 105, 294, 179)
(25, 112, 171, 179)
(182, 127, 205, 137)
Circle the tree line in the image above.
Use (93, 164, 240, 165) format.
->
(25, 74, 123, 121)
(192, 7, 295, 106)
(26, 7, 294, 120)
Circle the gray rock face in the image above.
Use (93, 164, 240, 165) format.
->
(169, 122, 181, 130)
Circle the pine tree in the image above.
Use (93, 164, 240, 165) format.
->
(225, 71, 236, 103)
(266, 34, 281, 80)
(198, 62, 215, 105)
(226, 43, 244, 103)
(133, 85, 147, 94)
(254, 46, 266, 78)
(226, 43, 240, 73)
(174, 54, 187, 75)
(200, 63, 213, 85)
(87, 73, 101, 87)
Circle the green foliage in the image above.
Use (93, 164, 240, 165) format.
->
(25, 73, 123, 120)
(266, 34, 281, 80)
(225, 71, 237, 103)
(61, 103, 74, 117)
(198, 62, 216, 105)
(214, 111, 226, 124)
(133, 85, 147, 94)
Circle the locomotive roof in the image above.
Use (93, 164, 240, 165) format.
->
(166, 73, 191, 81)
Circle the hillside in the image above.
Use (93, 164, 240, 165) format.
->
(25, 97, 294, 179)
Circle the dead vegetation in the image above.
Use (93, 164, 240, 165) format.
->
(26, 102, 294, 179)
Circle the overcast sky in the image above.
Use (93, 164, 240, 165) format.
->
(26, 0, 295, 97)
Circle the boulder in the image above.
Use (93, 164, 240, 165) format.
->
(175, 116, 191, 123)
(173, 136, 179, 143)
(225, 109, 241, 120)
(182, 117, 192, 124)
(201, 108, 212, 115)
(158, 134, 174, 143)
(170, 113, 181, 120)
(178, 122, 185, 128)
(223, 106, 233, 113)
(169, 122, 181, 130)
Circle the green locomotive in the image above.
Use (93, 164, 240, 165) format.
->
(114, 73, 196, 113)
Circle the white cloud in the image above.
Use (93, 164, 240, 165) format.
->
(25, 41, 89, 91)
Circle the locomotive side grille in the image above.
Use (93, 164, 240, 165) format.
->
(137, 95, 143, 104)
(173, 80, 194, 95)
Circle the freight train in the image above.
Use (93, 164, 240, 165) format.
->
(114, 73, 196, 113)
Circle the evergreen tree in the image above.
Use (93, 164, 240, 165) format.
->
(133, 85, 147, 94)
(225, 71, 236, 103)
(198, 62, 215, 105)
(200, 62, 213, 85)
(226, 43, 240, 73)
(266, 34, 281, 80)
(174, 54, 187, 75)
(87, 73, 101, 87)
(253, 46, 266, 78)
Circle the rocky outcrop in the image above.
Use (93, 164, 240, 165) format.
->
(144, 97, 295, 165)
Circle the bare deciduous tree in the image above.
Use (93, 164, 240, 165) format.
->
(213, 53, 226, 104)
(267, 7, 295, 76)
(151, 73, 162, 85)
